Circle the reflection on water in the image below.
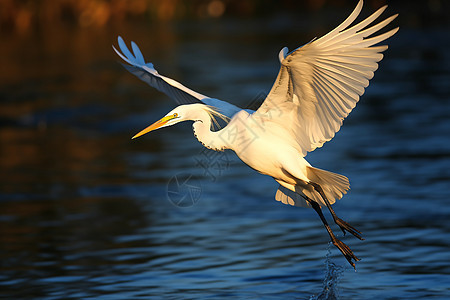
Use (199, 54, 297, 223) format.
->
(1, 3, 450, 299)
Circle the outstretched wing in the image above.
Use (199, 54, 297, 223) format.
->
(253, 0, 398, 156)
(113, 36, 243, 118)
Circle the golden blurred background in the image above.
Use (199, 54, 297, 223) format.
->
(0, 0, 446, 34)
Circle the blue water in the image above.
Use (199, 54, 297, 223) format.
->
(1, 6, 450, 300)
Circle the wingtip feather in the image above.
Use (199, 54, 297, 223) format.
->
(117, 36, 135, 62)
(131, 41, 146, 65)
(113, 44, 132, 65)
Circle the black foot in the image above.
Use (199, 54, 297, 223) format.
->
(309, 182, 364, 241)
(332, 236, 360, 269)
(335, 218, 364, 240)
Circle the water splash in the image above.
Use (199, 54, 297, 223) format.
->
(310, 247, 345, 300)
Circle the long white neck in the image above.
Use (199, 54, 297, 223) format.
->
(192, 110, 228, 151)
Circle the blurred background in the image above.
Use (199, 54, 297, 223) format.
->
(1, 0, 449, 299)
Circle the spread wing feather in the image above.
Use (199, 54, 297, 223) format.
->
(253, 0, 398, 156)
(113, 36, 243, 118)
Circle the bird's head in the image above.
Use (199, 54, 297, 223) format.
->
(132, 104, 227, 139)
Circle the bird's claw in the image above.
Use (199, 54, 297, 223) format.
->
(335, 218, 364, 240)
(332, 237, 360, 269)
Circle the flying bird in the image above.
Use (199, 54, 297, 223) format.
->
(114, 0, 398, 268)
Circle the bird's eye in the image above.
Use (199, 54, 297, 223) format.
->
(173, 113, 178, 118)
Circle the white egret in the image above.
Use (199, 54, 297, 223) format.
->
(114, 0, 398, 268)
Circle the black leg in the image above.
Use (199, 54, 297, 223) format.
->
(310, 182, 364, 240)
(304, 196, 360, 269)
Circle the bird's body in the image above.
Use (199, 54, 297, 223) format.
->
(171, 103, 346, 208)
(114, 0, 398, 268)
(204, 108, 308, 178)
(223, 111, 311, 193)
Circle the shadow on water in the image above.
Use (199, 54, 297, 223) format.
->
(1, 1, 450, 299)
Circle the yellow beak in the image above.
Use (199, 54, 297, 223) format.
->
(132, 115, 176, 139)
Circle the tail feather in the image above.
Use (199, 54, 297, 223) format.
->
(304, 166, 350, 206)
(274, 167, 350, 208)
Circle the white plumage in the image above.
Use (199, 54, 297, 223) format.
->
(254, 1, 398, 155)
(114, 0, 398, 268)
